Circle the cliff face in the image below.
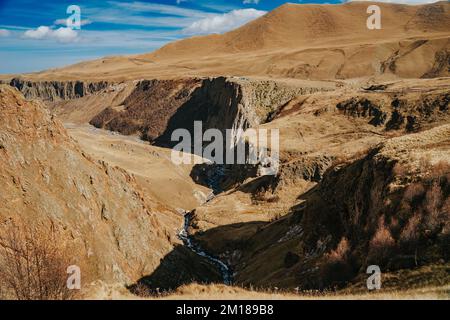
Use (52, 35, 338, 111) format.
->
(89, 77, 325, 149)
(9, 78, 111, 101)
(7, 77, 321, 147)
(89, 78, 202, 140)
(0, 85, 181, 286)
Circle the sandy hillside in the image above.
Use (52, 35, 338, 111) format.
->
(66, 124, 211, 211)
(5, 1, 449, 82)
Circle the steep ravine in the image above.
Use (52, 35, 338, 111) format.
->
(4, 76, 335, 291)
(90, 77, 326, 149)
(7, 76, 329, 149)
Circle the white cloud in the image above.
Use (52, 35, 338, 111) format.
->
(0, 29, 11, 37)
(54, 19, 92, 27)
(23, 26, 51, 39)
(243, 0, 260, 4)
(23, 26, 79, 43)
(51, 27, 79, 43)
(183, 8, 267, 35)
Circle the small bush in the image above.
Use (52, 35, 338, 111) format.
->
(424, 181, 443, 232)
(368, 217, 396, 266)
(430, 160, 450, 182)
(326, 237, 350, 263)
(393, 163, 408, 177)
(252, 190, 280, 204)
(0, 222, 75, 300)
(441, 197, 450, 236)
(403, 183, 425, 207)
(400, 213, 422, 244)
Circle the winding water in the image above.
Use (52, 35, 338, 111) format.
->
(178, 211, 233, 285)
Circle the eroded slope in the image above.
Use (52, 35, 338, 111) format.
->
(0, 85, 181, 288)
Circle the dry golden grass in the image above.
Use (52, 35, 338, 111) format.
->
(156, 283, 449, 300)
(83, 281, 449, 300)
(84, 263, 450, 300)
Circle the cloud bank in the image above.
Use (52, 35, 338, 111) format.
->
(23, 26, 78, 43)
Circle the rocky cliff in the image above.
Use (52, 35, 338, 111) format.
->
(6, 77, 325, 148)
(89, 77, 327, 150)
(9, 78, 111, 101)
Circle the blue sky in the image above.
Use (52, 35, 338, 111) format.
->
(0, 0, 435, 73)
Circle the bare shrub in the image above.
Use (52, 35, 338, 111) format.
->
(129, 282, 152, 297)
(393, 163, 408, 177)
(320, 237, 353, 288)
(0, 222, 76, 300)
(403, 182, 425, 205)
(252, 191, 280, 204)
(326, 237, 350, 263)
(400, 213, 422, 243)
(430, 160, 450, 182)
(368, 217, 396, 265)
(441, 197, 450, 236)
(399, 212, 422, 266)
(442, 197, 450, 215)
(419, 154, 432, 172)
(424, 181, 443, 231)
(390, 216, 399, 230)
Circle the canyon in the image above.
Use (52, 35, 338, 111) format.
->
(0, 1, 449, 299)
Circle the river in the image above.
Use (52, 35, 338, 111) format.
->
(178, 211, 233, 285)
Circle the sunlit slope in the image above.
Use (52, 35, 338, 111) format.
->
(8, 1, 450, 81)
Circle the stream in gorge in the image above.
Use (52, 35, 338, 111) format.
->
(178, 210, 233, 285)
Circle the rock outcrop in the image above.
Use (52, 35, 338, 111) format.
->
(9, 78, 111, 101)
(336, 90, 450, 132)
